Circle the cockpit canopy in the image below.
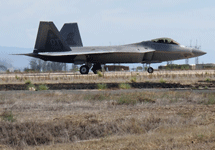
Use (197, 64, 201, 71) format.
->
(151, 38, 179, 45)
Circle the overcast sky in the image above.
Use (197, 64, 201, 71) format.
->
(0, 0, 214, 67)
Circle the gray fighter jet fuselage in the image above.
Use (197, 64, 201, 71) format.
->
(19, 21, 206, 74)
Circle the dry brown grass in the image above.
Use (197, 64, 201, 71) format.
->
(0, 90, 215, 149)
(0, 70, 214, 85)
(27, 124, 215, 150)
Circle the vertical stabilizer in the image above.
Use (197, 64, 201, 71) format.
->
(34, 21, 71, 53)
(60, 23, 83, 47)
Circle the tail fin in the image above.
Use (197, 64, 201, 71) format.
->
(60, 23, 83, 47)
(34, 21, 71, 53)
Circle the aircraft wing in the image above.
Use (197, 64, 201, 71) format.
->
(38, 46, 155, 56)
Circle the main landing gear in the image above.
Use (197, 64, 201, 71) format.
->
(147, 67, 154, 73)
(145, 64, 154, 73)
(80, 65, 89, 74)
(79, 63, 154, 74)
(79, 63, 102, 74)
(92, 63, 102, 74)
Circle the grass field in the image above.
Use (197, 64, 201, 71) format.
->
(0, 90, 215, 149)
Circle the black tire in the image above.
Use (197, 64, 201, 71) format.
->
(147, 67, 154, 73)
(80, 65, 89, 74)
(92, 64, 102, 74)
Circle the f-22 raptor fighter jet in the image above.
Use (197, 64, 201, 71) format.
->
(20, 21, 206, 74)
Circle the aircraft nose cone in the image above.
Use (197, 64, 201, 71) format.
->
(192, 49, 206, 56)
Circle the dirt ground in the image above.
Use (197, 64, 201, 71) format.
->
(0, 89, 215, 149)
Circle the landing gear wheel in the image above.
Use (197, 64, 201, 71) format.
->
(92, 64, 102, 74)
(147, 67, 154, 73)
(80, 65, 89, 74)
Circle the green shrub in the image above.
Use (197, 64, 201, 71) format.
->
(138, 97, 155, 103)
(85, 94, 106, 101)
(97, 83, 107, 89)
(159, 78, 166, 84)
(169, 98, 178, 103)
(27, 84, 36, 91)
(25, 79, 32, 85)
(200, 94, 215, 105)
(205, 78, 211, 82)
(117, 95, 137, 105)
(1, 111, 16, 122)
(119, 83, 131, 89)
(37, 84, 49, 91)
(206, 94, 215, 105)
(191, 87, 197, 90)
(117, 93, 156, 105)
(15, 75, 20, 80)
(25, 79, 35, 91)
(198, 86, 203, 89)
(97, 71, 103, 77)
(130, 76, 137, 83)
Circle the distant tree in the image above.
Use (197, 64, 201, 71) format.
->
(0, 58, 13, 69)
(29, 58, 67, 72)
(71, 64, 78, 72)
(136, 66, 143, 71)
(0, 65, 7, 71)
(50, 62, 65, 71)
(30, 59, 38, 71)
